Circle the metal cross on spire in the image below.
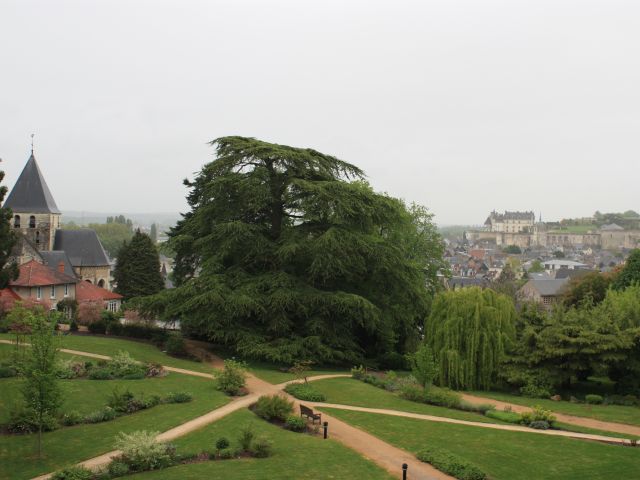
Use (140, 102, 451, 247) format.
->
(30, 133, 35, 154)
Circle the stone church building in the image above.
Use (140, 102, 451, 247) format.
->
(5, 151, 112, 289)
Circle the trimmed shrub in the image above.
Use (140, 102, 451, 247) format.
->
(6, 406, 58, 434)
(217, 448, 237, 459)
(254, 394, 294, 421)
(107, 461, 130, 477)
(215, 437, 230, 450)
(87, 319, 108, 334)
(520, 381, 553, 399)
(417, 446, 487, 480)
(215, 359, 247, 396)
(88, 368, 113, 380)
(604, 394, 639, 406)
(85, 407, 117, 424)
(164, 391, 193, 404)
(285, 414, 307, 432)
(520, 405, 556, 425)
(114, 430, 175, 472)
(585, 394, 604, 405)
(529, 420, 550, 430)
(399, 383, 428, 403)
(284, 382, 326, 402)
(250, 435, 273, 458)
(164, 334, 187, 357)
(485, 409, 522, 424)
(61, 411, 85, 426)
(50, 466, 93, 480)
(423, 387, 462, 409)
(110, 351, 146, 378)
(350, 365, 366, 380)
(458, 401, 494, 415)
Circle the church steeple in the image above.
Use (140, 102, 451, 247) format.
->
(4, 152, 61, 214)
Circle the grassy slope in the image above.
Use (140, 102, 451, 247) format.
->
(311, 378, 634, 438)
(323, 409, 640, 480)
(469, 390, 640, 426)
(0, 375, 228, 479)
(128, 409, 393, 480)
(0, 333, 214, 374)
(247, 361, 347, 384)
(311, 377, 501, 423)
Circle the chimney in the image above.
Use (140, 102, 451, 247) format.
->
(58, 261, 65, 273)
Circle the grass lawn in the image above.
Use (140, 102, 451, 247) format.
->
(323, 409, 640, 480)
(469, 390, 640, 426)
(310, 377, 502, 424)
(127, 409, 393, 480)
(0, 374, 229, 479)
(0, 333, 214, 374)
(247, 361, 348, 384)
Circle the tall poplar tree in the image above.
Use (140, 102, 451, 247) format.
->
(114, 230, 164, 300)
(135, 137, 444, 364)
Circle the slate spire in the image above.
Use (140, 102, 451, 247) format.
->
(4, 152, 61, 214)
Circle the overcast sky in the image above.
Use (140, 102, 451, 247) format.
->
(1, 0, 638, 225)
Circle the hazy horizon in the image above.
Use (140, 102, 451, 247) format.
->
(2, 0, 639, 225)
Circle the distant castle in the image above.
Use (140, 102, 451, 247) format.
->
(467, 210, 640, 250)
(5, 151, 112, 290)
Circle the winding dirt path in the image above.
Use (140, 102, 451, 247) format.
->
(460, 392, 640, 438)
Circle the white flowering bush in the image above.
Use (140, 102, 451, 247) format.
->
(114, 430, 175, 471)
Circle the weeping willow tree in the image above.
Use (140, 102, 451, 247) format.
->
(424, 287, 516, 390)
(133, 136, 445, 364)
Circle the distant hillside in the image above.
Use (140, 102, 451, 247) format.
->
(62, 211, 181, 229)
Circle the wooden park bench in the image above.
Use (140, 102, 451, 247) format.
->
(300, 404, 322, 424)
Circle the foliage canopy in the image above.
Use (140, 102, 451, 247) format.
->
(135, 137, 445, 364)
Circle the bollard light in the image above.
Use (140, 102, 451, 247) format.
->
(323, 421, 328, 439)
(402, 463, 408, 480)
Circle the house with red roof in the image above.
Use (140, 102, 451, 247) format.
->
(75, 279, 122, 313)
(9, 260, 77, 309)
(4, 260, 122, 312)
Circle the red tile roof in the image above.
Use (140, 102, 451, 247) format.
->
(11, 260, 77, 287)
(76, 280, 122, 302)
(0, 288, 21, 301)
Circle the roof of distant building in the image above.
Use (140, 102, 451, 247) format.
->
(4, 153, 61, 214)
(53, 230, 110, 267)
(448, 276, 489, 288)
(524, 278, 570, 297)
(554, 268, 594, 280)
(40, 251, 76, 278)
(11, 260, 77, 287)
(542, 259, 587, 267)
(600, 223, 624, 231)
(485, 211, 535, 225)
(75, 280, 122, 302)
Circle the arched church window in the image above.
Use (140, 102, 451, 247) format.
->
(97, 279, 105, 288)
(29, 216, 36, 228)
(14, 215, 20, 228)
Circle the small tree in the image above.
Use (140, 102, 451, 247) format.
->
(289, 360, 313, 384)
(528, 260, 544, 273)
(215, 359, 247, 395)
(23, 310, 62, 457)
(407, 344, 437, 389)
(114, 230, 164, 301)
(77, 301, 103, 326)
